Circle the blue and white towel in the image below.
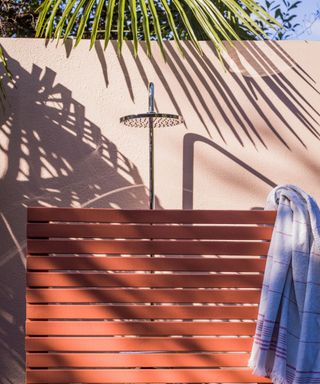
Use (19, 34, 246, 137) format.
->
(249, 184, 320, 384)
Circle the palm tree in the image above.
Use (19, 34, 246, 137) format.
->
(35, 0, 281, 59)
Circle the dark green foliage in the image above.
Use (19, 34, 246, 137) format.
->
(0, 0, 42, 37)
(0, 0, 302, 41)
(103, 0, 302, 42)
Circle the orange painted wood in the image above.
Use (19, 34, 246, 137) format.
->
(27, 272, 263, 288)
(26, 368, 271, 383)
(26, 288, 262, 303)
(27, 304, 258, 319)
(28, 207, 276, 224)
(26, 352, 251, 367)
(26, 208, 275, 384)
(27, 239, 271, 255)
(27, 223, 274, 239)
(27, 255, 267, 271)
(26, 320, 257, 336)
(25, 336, 253, 351)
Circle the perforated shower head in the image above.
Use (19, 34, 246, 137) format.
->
(119, 82, 183, 209)
(120, 83, 183, 128)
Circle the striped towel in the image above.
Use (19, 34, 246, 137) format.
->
(248, 184, 320, 384)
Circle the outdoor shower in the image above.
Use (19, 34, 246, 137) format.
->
(120, 82, 184, 209)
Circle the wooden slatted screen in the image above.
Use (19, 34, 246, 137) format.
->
(26, 208, 276, 384)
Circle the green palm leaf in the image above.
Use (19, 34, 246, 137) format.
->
(36, 0, 282, 59)
(158, 0, 184, 56)
(54, 0, 78, 40)
(45, 0, 64, 37)
(129, 0, 139, 56)
(90, 0, 106, 49)
(36, 0, 55, 37)
(104, 0, 116, 48)
(75, 0, 96, 46)
(148, 0, 166, 60)
(117, 0, 126, 53)
(171, 0, 202, 54)
(63, 0, 88, 42)
(139, 0, 151, 57)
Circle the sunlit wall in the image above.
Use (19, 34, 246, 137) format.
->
(0, 39, 319, 383)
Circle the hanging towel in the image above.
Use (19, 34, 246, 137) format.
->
(248, 184, 320, 384)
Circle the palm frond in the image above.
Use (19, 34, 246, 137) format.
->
(90, 0, 106, 48)
(158, 0, 184, 56)
(129, 0, 139, 56)
(54, 0, 78, 40)
(117, 0, 126, 53)
(45, 0, 64, 37)
(147, 0, 166, 60)
(104, 0, 116, 48)
(139, 0, 151, 57)
(36, 0, 282, 59)
(62, 0, 87, 42)
(171, 0, 202, 54)
(36, 0, 54, 37)
(75, 0, 96, 46)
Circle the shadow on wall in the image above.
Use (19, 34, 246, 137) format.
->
(101, 40, 320, 149)
(182, 133, 277, 209)
(1, 39, 320, 383)
(0, 53, 153, 383)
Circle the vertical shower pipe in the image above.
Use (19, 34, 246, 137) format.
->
(120, 82, 183, 207)
(149, 82, 155, 210)
(148, 83, 155, 310)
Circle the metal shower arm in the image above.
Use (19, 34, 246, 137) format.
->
(148, 82, 154, 113)
(120, 82, 183, 210)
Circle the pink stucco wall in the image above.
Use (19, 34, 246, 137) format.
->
(0, 38, 319, 382)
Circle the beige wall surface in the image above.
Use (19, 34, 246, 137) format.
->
(0, 38, 320, 382)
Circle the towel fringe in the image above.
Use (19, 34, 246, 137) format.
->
(268, 373, 288, 384)
(248, 360, 287, 384)
(248, 359, 267, 378)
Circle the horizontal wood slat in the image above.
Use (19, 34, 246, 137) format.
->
(27, 256, 267, 271)
(26, 368, 271, 383)
(26, 320, 257, 336)
(27, 223, 274, 240)
(27, 239, 270, 255)
(28, 207, 276, 224)
(26, 352, 251, 367)
(27, 304, 258, 319)
(26, 208, 274, 384)
(27, 272, 263, 288)
(26, 288, 262, 303)
(26, 337, 253, 352)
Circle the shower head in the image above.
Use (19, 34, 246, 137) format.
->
(120, 112, 183, 128)
(119, 82, 183, 210)
(120, 82, 183, 128)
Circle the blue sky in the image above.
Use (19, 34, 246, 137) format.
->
(258, 0, 320, 39)
(293, 0, 320, 39)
